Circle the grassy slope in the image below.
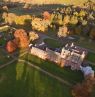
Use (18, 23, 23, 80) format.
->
(21, 53, 84, 84)
(0, 61, 71, 97)
(87, 52, 95, 63)
(21, 53, 95, 97)
(0, 48, 12, 65)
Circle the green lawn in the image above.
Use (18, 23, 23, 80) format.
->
(0, 39, 6, 46)
(47, 27, 58, 38)
(20, 53, 95, 97)
(75, 37, 95, 64)
(44, 38, 62, 48)
(76, 37, 95, 51)
(0, 51, 95, 97)
(0, 61, 71, 97)
(21, 53, 84, 84)
(87, 52, 95, 63)
(0, 48, 12, 65)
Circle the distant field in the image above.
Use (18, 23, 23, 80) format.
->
(31, 0, 95, 5)
(4, 0, 95, 6)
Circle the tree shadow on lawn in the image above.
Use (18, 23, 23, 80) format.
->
(0, 49, 76, 97)
(0, 50, 31, 97)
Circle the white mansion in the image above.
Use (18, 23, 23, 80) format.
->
(31, 43, 88, 70)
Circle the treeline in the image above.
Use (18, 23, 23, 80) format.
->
(1, 3, 95, 40)
(49, 6, 95, 39)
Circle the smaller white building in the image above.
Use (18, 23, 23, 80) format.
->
(80, 66, 94, 78)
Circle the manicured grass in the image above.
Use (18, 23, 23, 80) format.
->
(21, 53, 95, 97)
(0, 38, 6, 46)
(21, 53, 84, 84)
(47, 27, 58, 38)
(75, 37, 95, 63)
(0, 48, 12, 65)
(0, 61, 71, 97)
(76, 37, 95, 51)
(44, 38, 62, 48)
(87, 52, 95, 63)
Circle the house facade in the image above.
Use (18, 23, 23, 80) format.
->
(31, 43, 88, 70)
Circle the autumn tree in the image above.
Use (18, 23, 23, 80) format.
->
(14, 29, 29, 48)
(70, 16, 78, 25)
(2, 13, 16, 25)
(6, 39, 17, 53)
(14, 15, 32, 25)
(2, 6, 8, 12)
(29, 31, 39, 41)
(84, 0, 95, 11)
(63, 15, 70, 25)
(81, 19, 88, 26)
(2, 13, 32, 26)
(79, 10, 86, 17)
(57, 26, 69, 37)
(57, 13, 63, 25)
(23, 3, 30, 9)
(72, 76, 95, 97)
(31, 18, 49, 32)
(2, 12, 8, 23)
(43, 11, 51, 20)
(50, 13, 55, 24)
(73, 11, 78, 16)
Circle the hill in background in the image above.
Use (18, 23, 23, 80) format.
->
(2, 0, 95, 6)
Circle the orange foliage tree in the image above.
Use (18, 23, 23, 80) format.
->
(6, 39, 17, 53)
(43, 11, 51, 20)
(14, 29, 29, 48)
(72, 77, 95, 97)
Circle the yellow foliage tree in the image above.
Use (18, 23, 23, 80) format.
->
(63, 15, 70, 25)
(29, 31, 39, 41)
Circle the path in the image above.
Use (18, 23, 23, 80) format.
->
(0, 49, 72, 86)
(0, 50, 28, 69)
(18, 59, 72, 86)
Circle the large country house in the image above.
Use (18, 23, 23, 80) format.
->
(31, 43, 88, 70)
